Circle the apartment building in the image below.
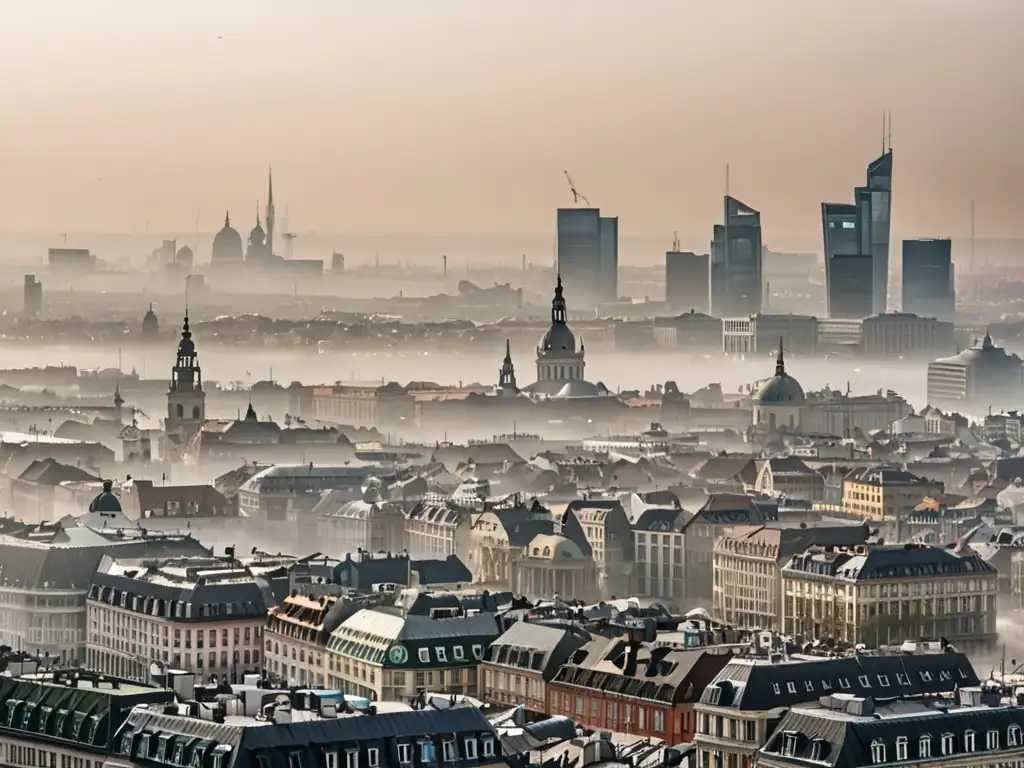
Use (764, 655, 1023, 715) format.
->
(404, 499, 473, 559)
(563, 499, 635, 598)
(481, 621, 590, 720)
(324, 608, 499, 702)
(264, 593, 362, 687)
(86, 555, 270, 682)
(842, 466, 944, 523)
(633, 507, 689, 608)
(695, 652, 978, 768)
(782, 543, 998, 649)
(712, 522, 869, 629)
(547, 634, 730, 745)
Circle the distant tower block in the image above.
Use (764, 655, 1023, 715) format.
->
(23, 275, 42, 318)
(332, 252, 345, 272)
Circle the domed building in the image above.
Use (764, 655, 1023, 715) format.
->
(175, 244, 194, 269)
(211, 211, 243, 263)
(246, 205, 268, 261)
(927, 331, 1024, 414)
(141, 303, 159, 339)
(752, 339, 805, 432)
(523, 276, 608, 398)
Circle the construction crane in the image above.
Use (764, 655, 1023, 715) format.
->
(563, 170, 591, 206)
(672, 231, 680, 252)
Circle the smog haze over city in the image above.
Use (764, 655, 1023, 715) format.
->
(2, 1, 1024, 749)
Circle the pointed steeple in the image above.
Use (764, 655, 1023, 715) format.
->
(113, 381, 125, 408)
(244, 392, 258, 421)
(775, 336, 786, 377)
(265, 166, 275, 257)
(255, 201, 261, 228)
(499, 338, 517, 392)
(224, 210, 230, 228)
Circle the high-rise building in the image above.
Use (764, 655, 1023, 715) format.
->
(665, 251, 710, 313)
(822, 148, 893, 317)
(23, 274, 42, 318)
(821, 202, 873, 318)
(902, 238, 955, 322)
(710, 197, 762, 317)
(556, 208, 618, 306)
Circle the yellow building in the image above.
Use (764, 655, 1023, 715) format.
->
(781, 542, 997, 650)
(842, 466, 943, 522)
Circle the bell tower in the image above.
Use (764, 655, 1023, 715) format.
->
(166, 313, 206, 444)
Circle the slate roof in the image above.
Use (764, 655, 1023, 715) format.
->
(334, 554, 471, 591)
(785, 543, 997, 581)
(17, 458, 99, 485)
(485, 621, 591, 680)
(761, 695, 1024, 768)
(115, 706, 500, 768)
(700, 652, 979, 711)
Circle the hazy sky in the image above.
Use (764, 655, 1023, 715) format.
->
(2, 1, 1022, 243)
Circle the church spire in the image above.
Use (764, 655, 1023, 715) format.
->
(256, 201, 261, 228)
(265, 166, 275, 258)
(224, 210, 230, 228)
(551, 274, 567, 324)
(499, 338, 517, 392)
(775, 336, 786, 377)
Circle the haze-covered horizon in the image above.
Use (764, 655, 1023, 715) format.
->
(2, 1, 1023, 247)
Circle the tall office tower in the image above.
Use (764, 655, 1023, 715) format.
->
(710, 196, 762, 318)
(823, 147, 894, 318)
(665, 251, 710, 313)
(902, 239, 955, 322)
(556, 208, 618, 306)
(821, 201, 874, 319)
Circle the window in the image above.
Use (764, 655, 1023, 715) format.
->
(464, 739, 478, 760)
(453, 646, 465, 661)
(420, 743, 436, 763)
(895, 737, 907, 761)
(482, 738, 495, 758)
(858, 675, 871, 688)
(786, 682, 796, 694)
(653, 710, 666, 733)
(877, 675, 890, 687)
(120, 734, 133, 756)
(919, 735, 931, 759)
(809, 740, 826, 761)
(472, 645, 483, 660)
(941, 733, 954, 756)
(397, 745, 411, 765)
(288, 755, 303, 768)
(870, 739, 885, 764)
(964, 730, 976, 752)
(174, 744, 185, 766)
(442, 741, 456, 763)
(418, 648, 430, 664)
(782, 733, 797, 757)
(436, 648, 448, 663)
(987, 730, 999, 750)
(1009, 725, 1022, 747)
(367, 750, 379, 768)
(345, 751, 358, 768)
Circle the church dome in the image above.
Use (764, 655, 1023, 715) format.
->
(539, 274, 578, 354)
(142, 304, 159, 337)
(754, 341, 805, 405)
(212, 212, 243, 262)
(88, 480, 122, 514)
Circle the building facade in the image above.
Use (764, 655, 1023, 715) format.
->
(665, 251, 710, 314)
(557, 208, 618, 307)
(711, 197, 763, 318)
(902, 238, 955, 322)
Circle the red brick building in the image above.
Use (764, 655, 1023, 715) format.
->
(546, 635, 731, 744)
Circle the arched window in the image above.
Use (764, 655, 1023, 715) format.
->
(175, 404, 184, 418)
(192, 406, 201, 419)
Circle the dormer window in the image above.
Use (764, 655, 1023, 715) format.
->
(896, 673, 910, 686)
(919, 735, 931, 759)
(325, 752, 338, 768)
(367, 749, 379, 768)
(288, 752, 303, 768)
(838, 678, 851, 690)
(191, 748, 204, 768)
(920, 671, 933, 682)
(420, 742, 437, 763)
(464, 739, 478, 760)
(964, 730, 976, 752)
(1009, 725, 1022, 747)
(870, 739, 885, 764)
(345, 750, 358, 768)
(418, 648, 430, 663)
(858, 675, 871, 688)
(987, 730, 999, 750)
(771, 683, 781, 695)
(436, 648, 448, 663)
(453, 646, 466, 661)
(809, 740, 826, 761)
(472, 645, 484, 660)
(139, 734, 151, 760)
(174, 743, 186, 766)
(877, 675, 890, 687)
(397, 745, 412, 765)
(442, 741, 456, 763)
(782, 732, 798, 757)
(941, 733, 954, 756)
(786, 682, 797, 694)
(895, 737, 907, 761)
(120, 733, 134, 756)
(482, 738, 495, 758)
(804, 681, 814, 692)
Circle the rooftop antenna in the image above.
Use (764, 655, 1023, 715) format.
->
(442, 254, 447, 276)
(887, 111, 892, 153)
(672, 231, 680, 252)
(882, 111, 886, 154)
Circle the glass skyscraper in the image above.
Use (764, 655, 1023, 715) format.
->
(710, 196, 762, 318)
(556, 208, 618, 307)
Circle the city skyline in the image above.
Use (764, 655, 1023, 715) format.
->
(1, 1, 1022, 243)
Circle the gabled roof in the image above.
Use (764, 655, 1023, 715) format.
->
(17, 458, 99, 486)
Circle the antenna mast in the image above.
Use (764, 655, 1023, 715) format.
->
(970, 199, 976, 274)
(887, 111, 892, 153)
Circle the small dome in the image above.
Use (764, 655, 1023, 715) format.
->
(753, 340, 805, 405)
(249, 222, 265, 248)
(176, 245, 193, 261)
(88, 480, 122, 514)
(540, 324, 577, 354)
(552, 380, 607, 399)
(212, 212, 243, 262)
